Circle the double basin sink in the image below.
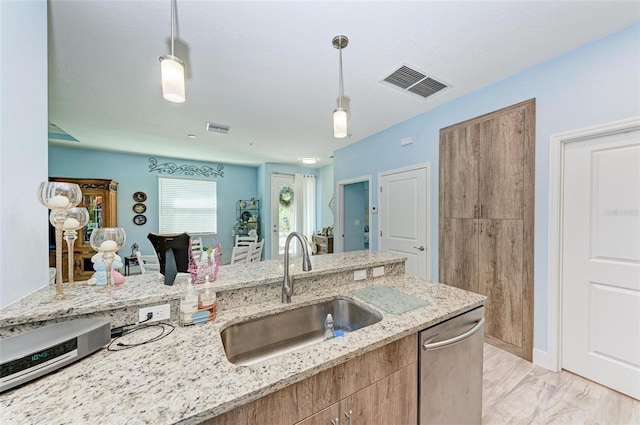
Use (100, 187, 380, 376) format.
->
(221, 297, 382, 365)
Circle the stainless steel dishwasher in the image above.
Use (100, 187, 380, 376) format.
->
(418, 306, 485, 425)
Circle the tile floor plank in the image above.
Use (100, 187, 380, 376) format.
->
(482, 344, 640, 425)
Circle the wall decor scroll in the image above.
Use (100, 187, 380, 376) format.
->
(148, 158, 224, 178)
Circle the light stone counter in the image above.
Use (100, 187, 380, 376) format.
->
(0, 251, 404, 331)
(0, 252, 485, 424)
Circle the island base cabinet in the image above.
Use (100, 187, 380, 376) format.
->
(204, 334, 417, 425)
(297, 364, 417, 425)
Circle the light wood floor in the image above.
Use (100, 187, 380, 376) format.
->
(482, 344, 640, 424)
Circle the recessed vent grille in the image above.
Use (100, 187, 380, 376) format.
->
(381, 65, 448, 100)
(206, 122, 230, 134)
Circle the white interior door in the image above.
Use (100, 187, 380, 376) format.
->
(379, 164, 429, 278)
(561, 129, 640, 400)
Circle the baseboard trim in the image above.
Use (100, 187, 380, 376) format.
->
(533, 348, 559, 372)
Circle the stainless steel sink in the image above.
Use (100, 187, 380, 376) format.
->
(221, 297, 382, 365)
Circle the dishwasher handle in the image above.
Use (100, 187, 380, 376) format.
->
(422, 317, 485, 350)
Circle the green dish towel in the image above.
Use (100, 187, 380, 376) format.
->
(351, 285, 427, 315)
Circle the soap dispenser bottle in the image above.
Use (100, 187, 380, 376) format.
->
(324, 314, 335, 340)
(198, 285, 217, 321)
(180, 278, 198, 325)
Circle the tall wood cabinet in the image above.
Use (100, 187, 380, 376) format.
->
(439, 99, 535, 361)
(49, 177, 118, 282)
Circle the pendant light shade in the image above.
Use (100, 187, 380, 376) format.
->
(333, 108, 348, 138)
(332, 35, 348, 139)
(160, 0, 185, 103)
(160, 55, 185, 103)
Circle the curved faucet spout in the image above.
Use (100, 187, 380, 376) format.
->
(282, 232, 312, 303)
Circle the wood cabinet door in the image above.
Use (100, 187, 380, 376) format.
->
(440, 124, 478, 219)
(478, 107, 526, 220)
(439, 218, 479, 293)
(372, 364, 418, 425)
(479, 219, 525, 354)
(296, 404, 340, 425)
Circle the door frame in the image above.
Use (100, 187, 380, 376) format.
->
(270, 173, 295, 260)
(378, 162, 431, 279)
(544, 116, 640, 372)
(336, 175, 372, 253)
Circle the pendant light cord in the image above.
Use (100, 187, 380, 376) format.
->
(170, 0, 176, 57)
(338, 38, 344, 109)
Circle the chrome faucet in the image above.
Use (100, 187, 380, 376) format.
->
(282, 231, 312, 303)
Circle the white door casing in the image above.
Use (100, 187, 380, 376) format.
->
(547, 117, 640, 399)
(337, 175, 372, 254)
(379, 164, 430, 279)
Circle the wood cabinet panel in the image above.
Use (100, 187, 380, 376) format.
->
(479, 219, 524, 348)
(295, 404, 340, 425)
(438, 219, 479, 294)
(205, 334, 417, 425)
(478, 110, 525, 220)
(440, 124, 479, 219)
(297, 363, 418, 425)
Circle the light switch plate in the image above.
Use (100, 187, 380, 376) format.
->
(373, 266, 385, 277)
(354, 269, 367, 280)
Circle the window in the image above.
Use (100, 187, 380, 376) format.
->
(158, 176, 217, 234)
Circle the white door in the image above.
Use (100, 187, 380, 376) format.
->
(562, 128, 640, 399)
(270, 174, 295, 260)
(379, 164, 429, 278)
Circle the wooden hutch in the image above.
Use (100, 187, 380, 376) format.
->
(49, 177, 118, 282)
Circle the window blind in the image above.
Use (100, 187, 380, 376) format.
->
(158, 176, 217, 234)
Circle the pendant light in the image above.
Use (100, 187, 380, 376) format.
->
(332, 35, 348, 138)
(159, 0, 185, 103)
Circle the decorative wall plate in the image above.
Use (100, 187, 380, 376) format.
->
(133, 214, 147, 225)
(133, 203, 147, 213)
(133, 191, 147, 202)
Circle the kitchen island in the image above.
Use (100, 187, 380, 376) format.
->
(0, 251, 485, 424)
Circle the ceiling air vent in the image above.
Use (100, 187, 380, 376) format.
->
(206, 122, 230, 134)
(381, 65, 448, 100)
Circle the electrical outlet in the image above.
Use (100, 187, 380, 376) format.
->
(354, 269, 367, 281)
(138, 304, 171, 323)
(373, 266, 385, 277)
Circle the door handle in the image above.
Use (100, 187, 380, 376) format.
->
(344, 410, 352, 425)
(422, 317, 485, 350)
(331, 418, 340, 425)
(413, 246, 425, 251)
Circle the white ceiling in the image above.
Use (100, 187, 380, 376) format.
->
(47, 1, 640, 168)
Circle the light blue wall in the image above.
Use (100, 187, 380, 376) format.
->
(316, 164, 335, 230)
(48, 147, 258, 264)
(333, 23, 640, 353)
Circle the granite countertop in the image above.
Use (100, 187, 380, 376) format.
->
(0, 251, 405, 328)
(0, 273, 485, 424)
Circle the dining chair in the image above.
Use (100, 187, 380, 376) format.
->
(235, 234, 258, 247)
(191, 236, 204, 262)
(230, 245, 252, 264)
(135, 251, 160, 274)
(247, 240, 264, 263)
